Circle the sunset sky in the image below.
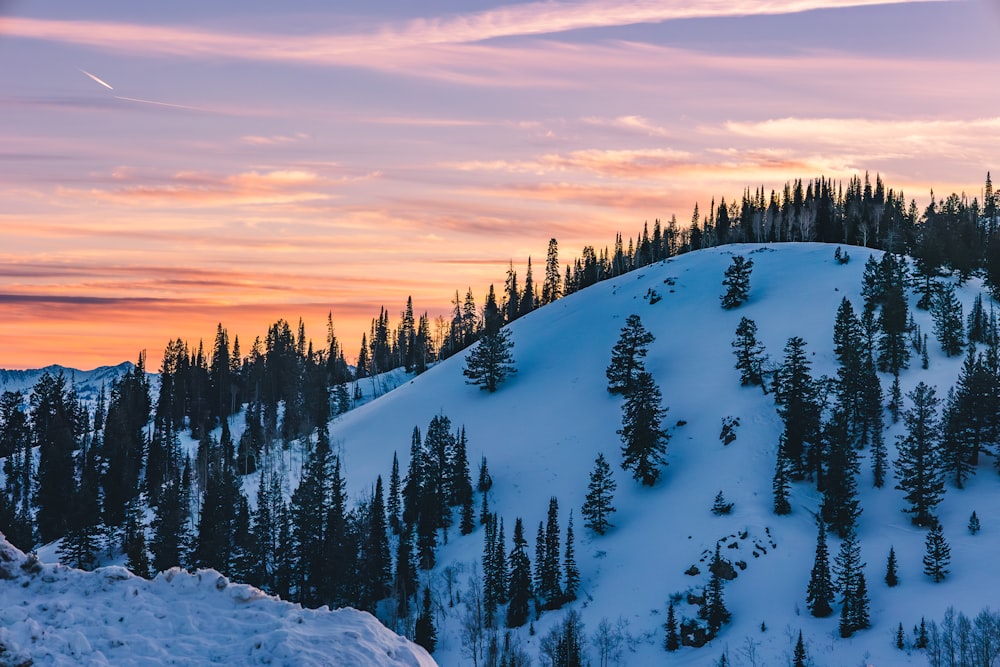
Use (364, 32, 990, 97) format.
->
(2, 0, 998, 370)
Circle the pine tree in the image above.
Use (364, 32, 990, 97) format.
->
(922, 522, 950, 583)
(506, 517, 532, 628)
(885, 546, 899, 587)
(720, 255, 753, 309)
(618, 372, 669, 486)
(478, 455, 493, 493)
(664, 601, 680, 651)
(915, 617, 929, 649)
(563, 511, 579, 602)
(388, 452, 402, 534)
(414, 587, 437, 653)
(894, 382, 945, 527)
(896, 623, 905, 650)
(968, 510, 981, 534)
(967, 293, 989, 344)
(581, 452, 617, 535)
(541, 497, 563, 609)
(772, 441, 792, 515)
(945, 347, 989, 486)
(774, 336, 821, 478)
(605, 314, 655, 395)
(834, 529, 868, 637)
(820, 409, 862, 538)
(542, 238, 562, 305)
(806, 519, 834, 618)
(463, 285, 516, 392)
(793, 630, 808, 667)
(393, 525, 417, 618)
(931, 282, 965, 356)
(357, 476, 392, 612)
(711, 490, 733, 515)
(732, 317, 767, 389)
(702, 543, 732, 636)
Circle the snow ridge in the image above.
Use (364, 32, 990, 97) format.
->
(0, 532, 436, 667)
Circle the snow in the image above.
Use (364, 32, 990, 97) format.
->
(325, 243, 994, 665)
(0, 533, 436, 666)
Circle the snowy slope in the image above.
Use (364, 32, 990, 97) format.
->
(0, 532, 436, 667)
(328, 243, 994, 666)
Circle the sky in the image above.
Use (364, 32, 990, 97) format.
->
(1, 0, 998, 370)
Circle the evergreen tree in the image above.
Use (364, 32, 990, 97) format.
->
(581, 452, 616, 535)
(288, 432, 333, 606)
(793, 630, 808, 667)
(774, 336, 821, 478)
(32, 371, 78, 542)
(968, 510, 981, 534)
(542, 238, 562, 305)
(324, 456, 356, 606)
(357, 476, 391, 612)
(618, 372, 670, 486)
(720, 255, 753, 309)
(931, 282, 965, 356)
(732, 317, 767, 389)
(463, 286, 516, 392)
(877, 265, 911, 375)
(414, 587, 437, 653)
(922, 522, 950, 583)
(520, 257, 536, 318)
(541, 497, 563, 609)
(702, 543, 732, 636)
(605, 314, 655, 395)
(944, 347, 990, 486)
(885, 545, 899, 587)
(563, 511, 579, 602)
(806, 519, 834, 618)
(478, 455, 493, 493)
(534, 520, 546, 599)
(834, 530, 869, 637)
(820, 409, 862, 538)
(711, 490, 733, 515)
(772, 441, 792, 515)
(894, 382, 945, 527)
(506, 517, 532, 628)
(664, 601, 680, 652)
(896, 623, 905, 650)
(150, 468, 191, 573)
(393, 525, 417, 618)
(967, 293, 989, 344)
(388, 452, 402, 534)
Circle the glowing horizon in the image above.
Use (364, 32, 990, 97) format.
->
(1, 0, 997, 370)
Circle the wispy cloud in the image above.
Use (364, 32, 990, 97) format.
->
(53, 168, 380, 209)
(241, 133, 310, 145)
(582, 115, 673, 138)
(5, 0, 951, 66)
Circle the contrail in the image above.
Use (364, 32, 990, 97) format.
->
(114, 95, 208, 112)
(78, 68, 114, 90)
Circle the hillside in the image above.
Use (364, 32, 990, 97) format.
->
(326, 243, 995, 666)
(0, 531, 435, 667)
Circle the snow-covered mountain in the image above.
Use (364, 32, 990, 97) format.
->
(0, 532, 435, 666)
(324, 243, 995, 666)
(0, 362, 140, 404)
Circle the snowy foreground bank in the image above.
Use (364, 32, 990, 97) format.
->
(0, 533, 436, 667)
